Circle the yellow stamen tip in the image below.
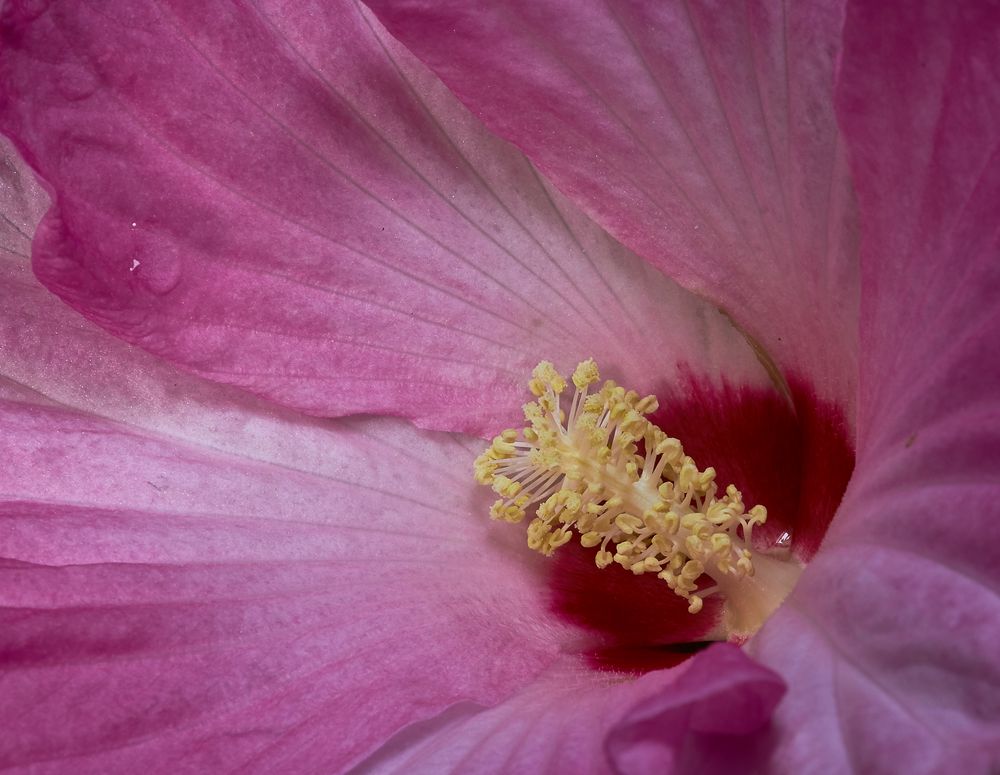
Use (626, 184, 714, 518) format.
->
(572, 358, 601, 390)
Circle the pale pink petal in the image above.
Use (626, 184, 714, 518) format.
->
(0, 245, 582, 770)
(353, 662, 682, 774)
(0, 0, 771, 434)
(366, 0, 859, 414)
(751, 3, 1000, 772)
(355, 644, 784, 775)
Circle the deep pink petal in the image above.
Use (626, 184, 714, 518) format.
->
(0, 0, 771, 434)
(751, 3, 1000, 772)
(0, 245, 579, 769)
(365, 0, 859, 413)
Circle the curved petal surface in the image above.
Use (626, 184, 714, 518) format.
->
(365, 0, 859, 413)
(605, 643, 785, 775)
(0, 0, 770, 434)
(351, 662, 681, 774)
(751, 3, 1000, 773)
(0, 244, 582, 770)
(354, 643, 784, 775)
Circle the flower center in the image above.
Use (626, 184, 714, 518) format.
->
(475, 360, 803, 639)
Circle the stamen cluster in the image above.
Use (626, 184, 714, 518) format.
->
(474, 359, 767, 614)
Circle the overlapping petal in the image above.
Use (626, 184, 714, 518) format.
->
(0, 217, 582, 768)
(354, 643, 784, 775)
(365, 0, 859, 413)
(4, 0, 996, 772)
(353, 667, 682, 774)
(750, 3, 1000, 772)
(0, 0, 771, 434)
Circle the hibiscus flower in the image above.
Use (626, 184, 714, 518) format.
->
(1, 0, 997, 772)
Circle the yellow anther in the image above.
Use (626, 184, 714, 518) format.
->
(490, 499, 526, 524)
(706, 502, 734, 525)
(656, 437, 683, 463)
(651, 534, 674, 555)
(572, 358, 601, 389)
(635, 395, 659, 414)
(491, 475, 522, 498)
(532, 361, 567, 394)
(538, 393, 558, 413)
(641, 556, 661, 573)
(614, 513, 643, 534)
(678, 462, 697, 491)
(492, 436, 516, 457)
(549, 528, 572, 550)
(643, 511, 666, 533)
(710, 533, 732, 555)
(682, 559, 704, 579)
(475, 359, 775, 621)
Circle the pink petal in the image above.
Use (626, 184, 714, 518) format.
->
(354, 662, 683, 774)
(366, 0, 859, 414)
(751, 3, 1000, 771)
(355, 644, 784, 775)
(0, 245, 578, 769)
(0, 0, 771, 434)
(606, 644, 785, 775)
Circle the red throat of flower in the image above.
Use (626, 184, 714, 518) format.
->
(475, 359, 854, 673)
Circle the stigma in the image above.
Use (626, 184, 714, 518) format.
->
(474, 359, 802, 638)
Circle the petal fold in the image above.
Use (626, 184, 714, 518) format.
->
(0, 0, 769, 433)
(0, 215, 576, 770)
(751, 3, 1000, 773)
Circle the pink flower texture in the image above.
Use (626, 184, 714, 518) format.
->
(1, 0, 998, 772)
